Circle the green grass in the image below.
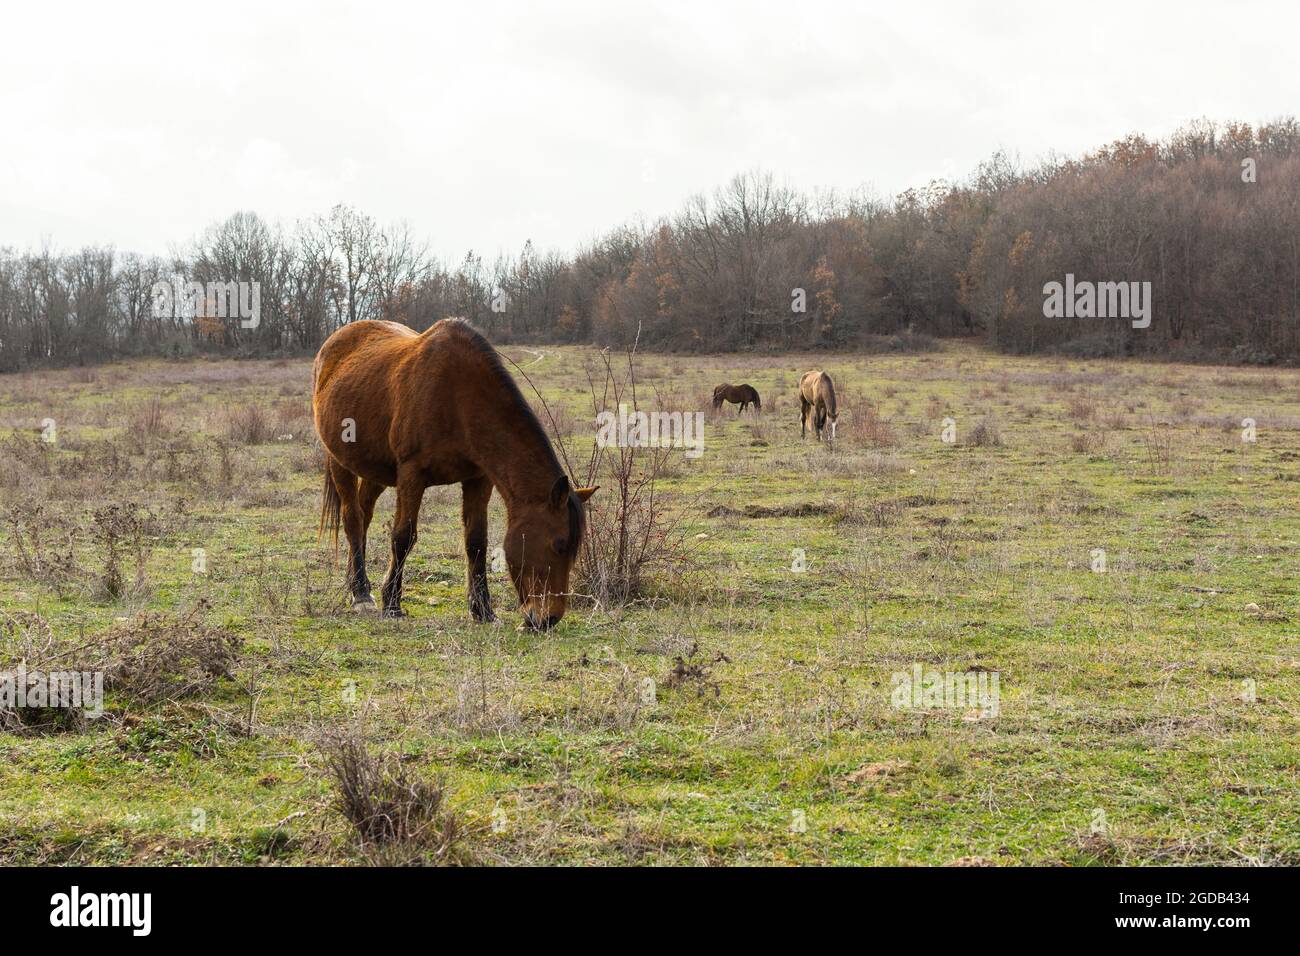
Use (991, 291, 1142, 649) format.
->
(0, 344, 1297, 865)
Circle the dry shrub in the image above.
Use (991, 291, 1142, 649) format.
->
(1, 602, 239, 732)
(1170, 394, 1201, 419)
(968, 417, 1003, 447)
(4, 499, 81, 594)
(530, 398, 577, 439)
(1142, 419, 1176, 474)
(1101, 407, 1128, 430)
(131, 398, 170, 439)
(1067, 396, 1097, 421)
(103, 602, 242, 706)
(225, 403, 271, 445)
(0, 610, 89, 734)
(319, 730, 471, 865)
(270, 399, 312, 442)
(1070, 431, 1106, 454)
(575, 348, 697, 607)
(662, 645, 726, 698)
(0, 436, 54, 487)
(846, 403, 896, 448)
(864, 496, 906, 528)
(90, 503, 158, 600)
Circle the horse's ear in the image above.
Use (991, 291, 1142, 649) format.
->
(575, 486, 599, 503)
(549, 474, 570, 509)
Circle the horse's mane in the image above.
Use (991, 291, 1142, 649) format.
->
(436, 318, 558, 460)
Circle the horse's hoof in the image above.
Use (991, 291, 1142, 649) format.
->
(471, 610, 496, 624)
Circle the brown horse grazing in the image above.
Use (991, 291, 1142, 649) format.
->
(312, 318, 597, 629)
(798, 370, 838, 441)
(712, 383, 761, 414)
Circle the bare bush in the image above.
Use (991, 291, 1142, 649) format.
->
(845, 402, 896, 448)
(4, 500, 81, 594)
(0, 610, 89, 734)
(225, 404, 271, 445)
(319, 729, 471, 865)
(131, 398, 170, 439)
(101, 601, 242, 706)
(1142, 419, 1176, 474)
(575, 346, 696, 607)
(968, 417, 1003, 448)
(90, 503, 158, 600)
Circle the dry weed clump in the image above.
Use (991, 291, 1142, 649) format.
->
(0, 610, 90, 733)
(3, 499, 81, 595)
(968, 417, 1003, 448)
(225, 403, 271, 445)
(1, 602, 239, 732)
(90, 503, 159, 600)
(318, 729, 472, 865)
(101, 601, 242, 706)
(575, 347, 697, 607)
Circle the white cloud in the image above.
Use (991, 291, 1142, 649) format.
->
(2, 0, 1296, 260)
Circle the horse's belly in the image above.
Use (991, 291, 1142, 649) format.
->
(315, 375, 401, 486)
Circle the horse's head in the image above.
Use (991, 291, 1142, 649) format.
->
(504, 475, 597, 630)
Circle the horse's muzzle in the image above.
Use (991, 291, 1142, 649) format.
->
(524, 609, 560, 631)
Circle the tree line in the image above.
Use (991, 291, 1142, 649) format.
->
(2, 117, 1298, 371)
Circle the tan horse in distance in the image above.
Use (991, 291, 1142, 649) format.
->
(799, 370, 838, 441)
(312, 318, 597, 629)
(712, 383, 761, 414)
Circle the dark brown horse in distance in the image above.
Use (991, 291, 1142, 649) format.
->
(799, 370, 838, 441)
(312, 318, 597, 629)
(712, 383, 761, 414)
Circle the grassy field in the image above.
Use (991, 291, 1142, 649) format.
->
(1, 342, 1297, 866)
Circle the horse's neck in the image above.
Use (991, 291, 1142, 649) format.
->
(471, 379, 562, 510)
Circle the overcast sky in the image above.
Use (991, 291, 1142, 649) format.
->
(2, 0, 1296, 263)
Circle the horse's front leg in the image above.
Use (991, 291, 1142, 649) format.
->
(380, 469, 424, 619)
(461, 476, 495, 623)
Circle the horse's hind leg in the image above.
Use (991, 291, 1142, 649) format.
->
(380, 467, 424, 618)
(461, 475, 495, 623)
(328, 458, 374, 607)
(351, 479, 385, 606)
(800, 397, 810, 438)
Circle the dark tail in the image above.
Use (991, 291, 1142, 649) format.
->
(319, 462, 341, 557)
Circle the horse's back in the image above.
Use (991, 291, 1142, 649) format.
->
(313, 320, 438, 485)
(313, 320, 418, 394)
(799, 370, 834, 407)
(799, 370, 821, 402)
